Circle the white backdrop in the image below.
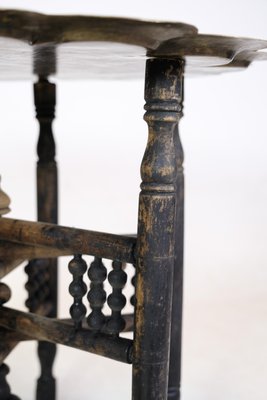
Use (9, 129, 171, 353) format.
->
(0, 1, 267, 399)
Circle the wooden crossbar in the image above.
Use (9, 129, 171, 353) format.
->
(0, 307, 133, 364)
(0, 218, 136, 263)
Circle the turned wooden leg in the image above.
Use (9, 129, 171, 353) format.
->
(132, 58, 184, 400)
(168, 96, 184, 399)
(35, 77, 57, 400)
(25, 77, 58, 400)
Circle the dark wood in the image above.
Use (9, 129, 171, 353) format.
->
(132, 58, 183, 400)
(0, 10, 196, 48)
(0, 307, 133, 364)
(0, 283, 11, 305)
(0, 218, 136, 263)
(25, 259, 50, 313)
(36, 341, 56, 400)
(34, 77, 58, 317)
(106, 261, 127, 335)
(1, 10, 267, 400)
(68, 255, 87, 330)
(24, 77, 58, 400)
(0, 276, 20, 399)
(0, 364, 20, 400)
(64, 313, 134, 333)
(87, 257, 107, 331)
(0, 241, 77, 280)
(167, 83, 184, 400)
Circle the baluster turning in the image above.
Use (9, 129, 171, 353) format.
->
(107, 261, 127, 335)
(87, 257, 107, 331)
(68, 254, 87, 330)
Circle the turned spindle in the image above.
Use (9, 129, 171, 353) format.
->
(87, 257, 107, 331)
(32, 74, 58, 400)
(106, 260, 127, 335)
(68, 254, 87, 330)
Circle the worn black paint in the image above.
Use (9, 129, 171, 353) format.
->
(34, 77, 58, 400)
(87, 257, 107, 331)
(0, 307, 133, 364)
(68, 254, 87, 330)
(132, 58, 184, 400)
(168, 73, 184, 400)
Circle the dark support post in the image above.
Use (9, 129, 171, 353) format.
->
(168, 84, 184, 399)
(34, 77, 57, 400)
(132, 58, 184, 400)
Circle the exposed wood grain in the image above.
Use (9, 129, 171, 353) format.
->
(0, 218, 136, 263)
(0, 10, 197, 48)
(168, 96, 185, 400)
(0, 307, 133, 364)
(132, 58, 184, 400)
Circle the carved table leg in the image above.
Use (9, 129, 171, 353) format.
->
(168, 73, 184, 400)
(132, 58, 184, 400)
(25, 77, 58, 400)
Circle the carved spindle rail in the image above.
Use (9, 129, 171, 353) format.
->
(68, 255, 87, 330)
(106, 261, 127, 335)
(87, 257, 107, 331)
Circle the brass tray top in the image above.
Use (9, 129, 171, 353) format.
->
(0, 9, 266, 79)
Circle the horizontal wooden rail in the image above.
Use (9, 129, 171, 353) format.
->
(0, 307, 133, 364)
(0, 241, 71, 261)
(0, 218, 136, 264)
